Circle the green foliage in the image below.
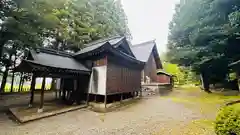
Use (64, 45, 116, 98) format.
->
(162, 62, 184, 84)
(215, 104, 240, 135)
(63, 0, 130, 50)
(162, 62, 199, 85)
(0, 0, 130, 62)
(229, 72, 237, 81)
(0, 0, 130, 55)
(0, 0, 130, 92)
(167, 0, 240, 84)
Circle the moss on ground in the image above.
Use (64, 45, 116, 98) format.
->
(164, 86, 240, 105)
(159, 86, 240, 135)
(153, 119, 215, 135)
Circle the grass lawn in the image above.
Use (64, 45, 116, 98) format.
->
(232, 103, 240, 109)
(3, 83, 51, 92)
(167, 85, 240, 106)
(160, 85, 240, 135)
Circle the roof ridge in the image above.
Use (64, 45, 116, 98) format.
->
(84, 35, 123, 47)
(132, 40, 156, 47)
(36, 48, 73, 57)
(75, 36, 125, 55)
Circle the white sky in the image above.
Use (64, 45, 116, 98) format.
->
(121, 0, 179, 54)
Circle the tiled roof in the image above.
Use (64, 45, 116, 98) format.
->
(29, 48, 90, 72)
(131, 40, 156, 62)
(74, 36, 124, 56)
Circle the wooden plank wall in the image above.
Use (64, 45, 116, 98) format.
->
(106, 61, 141, 95)
(143, 53, 158, 82)
(157, 75, 171, 84)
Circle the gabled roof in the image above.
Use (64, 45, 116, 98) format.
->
(74, 36, 135, 57)
(74, 36, 124, 56)
(131, 40, 162, 69)
(74, 42, 145, 67)
(131, 40, 156, 62)
(16, 48, 90, 74)
(29, 48, 90, 71)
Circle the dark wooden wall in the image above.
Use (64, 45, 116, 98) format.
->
(157, 75, 171, 84)
(106, 60, 142, 95)
(143, 53, 158, 82)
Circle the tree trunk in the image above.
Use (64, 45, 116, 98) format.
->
(18, 72, 23, 92)
(0, 67, 9, 93)
(29, 74, 36, 107)
(51, 78, 57, 90)
(0, 44, 3, 60)
(10, 72, 15, 92)
(20, 73, 25, 92)
(0, 39, 6, 60)
(200, 73, 211, 93)
(0, 52, 13, 93)
(10, 54, 17, 92)
(20, 78, 24, 92)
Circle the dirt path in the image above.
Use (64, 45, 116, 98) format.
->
(0, 91, 216, 135)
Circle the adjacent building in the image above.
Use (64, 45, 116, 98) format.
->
(131, 40, 170, 84)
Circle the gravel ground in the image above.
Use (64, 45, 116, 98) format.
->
(0, 92, 56, 111)
(0, 94, 214, 135)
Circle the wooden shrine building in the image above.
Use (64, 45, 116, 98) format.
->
(73, 36, 145, 105)
(16, 36, 146, 111)
(131, 40, 171, 84)
(15, 36, 172, 112)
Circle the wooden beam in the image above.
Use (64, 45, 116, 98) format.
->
(29, 74, 36, 107)
(38, 77, 46, 113)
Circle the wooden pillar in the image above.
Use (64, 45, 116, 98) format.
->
(86, 93, 90, 105)
(29, 74, 36, 107)
(141, 70, 145, 83)
(51, 78, 58, 99)
(59, 79, 63, 98)
(104, 94, 107, 108)
(120, 93, 123, 102)
(94, 94, 97, 102)
(140, 88, 143, 97)
(38, 77, 46, 113)
(61, 78, 66, 100)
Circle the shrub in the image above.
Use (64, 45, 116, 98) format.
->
(215, 104, 240, 135)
